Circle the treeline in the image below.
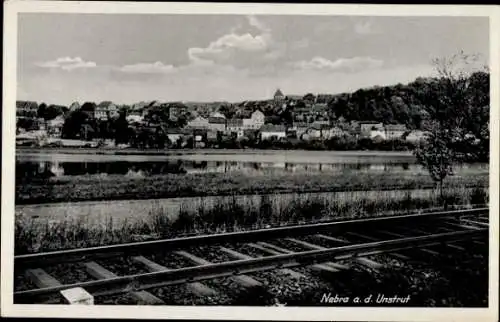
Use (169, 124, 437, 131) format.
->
(327, 71, 489, 130)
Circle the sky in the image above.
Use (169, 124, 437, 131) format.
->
(17, 14, 489, 105)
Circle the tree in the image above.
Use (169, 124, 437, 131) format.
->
(414, 51, 488, 207)
(39, 104, 63, 121)
(61, 109, 90, 139)
(37, 103, 47, 119)
(114, 110, 130, 145)
(415, 125, 455, 204)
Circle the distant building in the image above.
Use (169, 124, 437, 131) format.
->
(126, 111, 144, 124)
(311, 103, 329, 118)
(273, 89, 285, 105)
(226, 119, 244, 134)
(206, 129, 219, 141)
(260, 124, 287, 140)
(16, 101, 38, 116)
(47, 115, 65, 137)
(326, 126, 345, 139)
(291, 122, 310, 138)
(303, 123, 331, 140)
(208, 116, 226, 132)
(95, 101, 118, 120)
(166, 128, 183, 144)
(312, 120, 330, 127)
(405, 130, 427, 143)
(303, 126, 323, 140)
(211, 111, 226, 118)
(359, 122, 384, 136)
(242, 110, 265, 130)
(293, 105, 313, 122)
(187, 116, 209, 129)
(385, 124, 408, 140)
(369, 129, 387, 140)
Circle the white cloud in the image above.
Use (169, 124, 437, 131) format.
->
(35, 57, 96, 71)
(188, 32, 271, 64)
(187, 16, 275, 66)
(119, 61, 175, 74)
(293, 56, 384, 72)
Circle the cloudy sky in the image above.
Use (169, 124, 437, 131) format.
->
(17, 14, 489, 105)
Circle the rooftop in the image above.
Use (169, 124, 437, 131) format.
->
(385, 124, 408, 131)
(274, 89, 284, 98)
(208, 117, 226, 124)
(227, 119, 244, 126)
(261, 124, 286, 132)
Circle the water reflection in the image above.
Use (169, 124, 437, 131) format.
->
(17, 156, 491, 180)
(16, 159, 437, 180)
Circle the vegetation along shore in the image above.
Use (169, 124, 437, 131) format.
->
(16, 170, 487, 205)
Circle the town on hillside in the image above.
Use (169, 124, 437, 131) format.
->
(16, 85, 440, 151)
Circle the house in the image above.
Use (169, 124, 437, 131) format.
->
(211, 111, 226, 119)
(206, 129, 219, 141)
(405, 130, 428, 143)
(208, 116, 226, 132)
(16, 101, 38, 116)
(311, 104, 329, 117)
(303, 126, 323, 140)
(385, 124, 408, 140)
(369, 129, 387, 140)
(242, 110, 265, 130)
(47, 115, 65, 137)
(126, 111, 144, 124)
(359, 122, 384, 136)
(324, 126, 345, 139)
(186, 116, 209, 129)
(226, 119, 243, 131)
(293, 105, 312, 122)
(95, 101, 118, 120)
(166, 128, 183, 144)
(289, 122, 309, 138)
(312, 120, 330, 127)
(260, 124, 287, 140)
(303, 123, 332, 140)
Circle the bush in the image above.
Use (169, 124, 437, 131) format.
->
(469, 187, 488, 205)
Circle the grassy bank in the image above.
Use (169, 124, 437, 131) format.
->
(17, 146, 413, 156)
(16, 170, 488, 205)
(15, 186, 488, 254)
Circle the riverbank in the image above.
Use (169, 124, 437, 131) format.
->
(17, 146, 414, 157)
(16, 171, 488, 205)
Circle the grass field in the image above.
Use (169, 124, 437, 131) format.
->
(15, 185, 488, 254)
(16, 169, 488, 205)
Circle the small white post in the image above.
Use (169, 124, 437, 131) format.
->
(60, 287, 94, 305)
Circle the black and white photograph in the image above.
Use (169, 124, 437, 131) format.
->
(2, 1, 499, 321)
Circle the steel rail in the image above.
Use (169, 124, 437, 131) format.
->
(14, 228, 487, 303)
(14, 207, 488, 268)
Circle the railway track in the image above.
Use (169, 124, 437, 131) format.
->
(14, 207, 489, 305)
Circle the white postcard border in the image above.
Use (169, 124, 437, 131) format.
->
(2, 2, 499, 321)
